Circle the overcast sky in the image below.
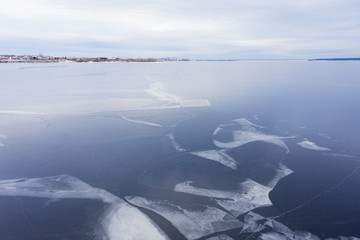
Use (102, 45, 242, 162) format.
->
(1, 0, 359, 59)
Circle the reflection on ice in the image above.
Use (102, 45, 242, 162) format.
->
(126, 196, 243, 239)
(190, 150, 237, 170)
(213, 118, 291, 153)
(298, 139, 330, 151)
(0, 175, 169, 240)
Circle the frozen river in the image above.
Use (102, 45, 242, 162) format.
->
(0, 61, 360, 239)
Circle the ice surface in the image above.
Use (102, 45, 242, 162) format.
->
(126, 196, 243, 239)
(213, 118, 290, 153)
(0, 175, 169, 240)
(297, 139, 330, 151)
(120, 115, 163, 127)
(174, 179, 272, 217)
(190, 150, 237, 170)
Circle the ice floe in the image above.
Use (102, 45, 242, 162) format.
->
(0, 175, 117, 203)
(174, 179, 272, 217)
(190, 149, 237, 170)
(213, 118, 291, 153)
(297, 139, 330, 151)
(126, 196, 243, 239)
(0, 175, 169, 240)
(120, 115, 163, 127)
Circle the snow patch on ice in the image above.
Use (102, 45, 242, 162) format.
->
(175, 181, 244, 201)
(214, 131, 290, 153)
(0, 134, 5, 147)
(259, 231, 289, 240)
(294, 231, 321, 240)
(0, 175, 117, 203)
(145, 81, 210, 108)
(213, 118, 291, 153)
(206, 234, 234, 240)
(297, 139, 330, 151)
(267, 163, 294, 189)
(99, 202, 169, 240)
(265, 219, 294, 237)
(232, 118, 264, 129)
(167, 133, 186, 152)
(120, 114, 163, 127)
(0, 175, 169, 240)
(324, 153, 355, 158)
(190, 150, 237, 170)
(126, 196, 243, 240)
(0, 110, 48, 115)
(174, 179, 272, 217)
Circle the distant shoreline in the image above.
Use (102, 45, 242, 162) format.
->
(308, 58, 360, 61)
(0, 56, 190, 63)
